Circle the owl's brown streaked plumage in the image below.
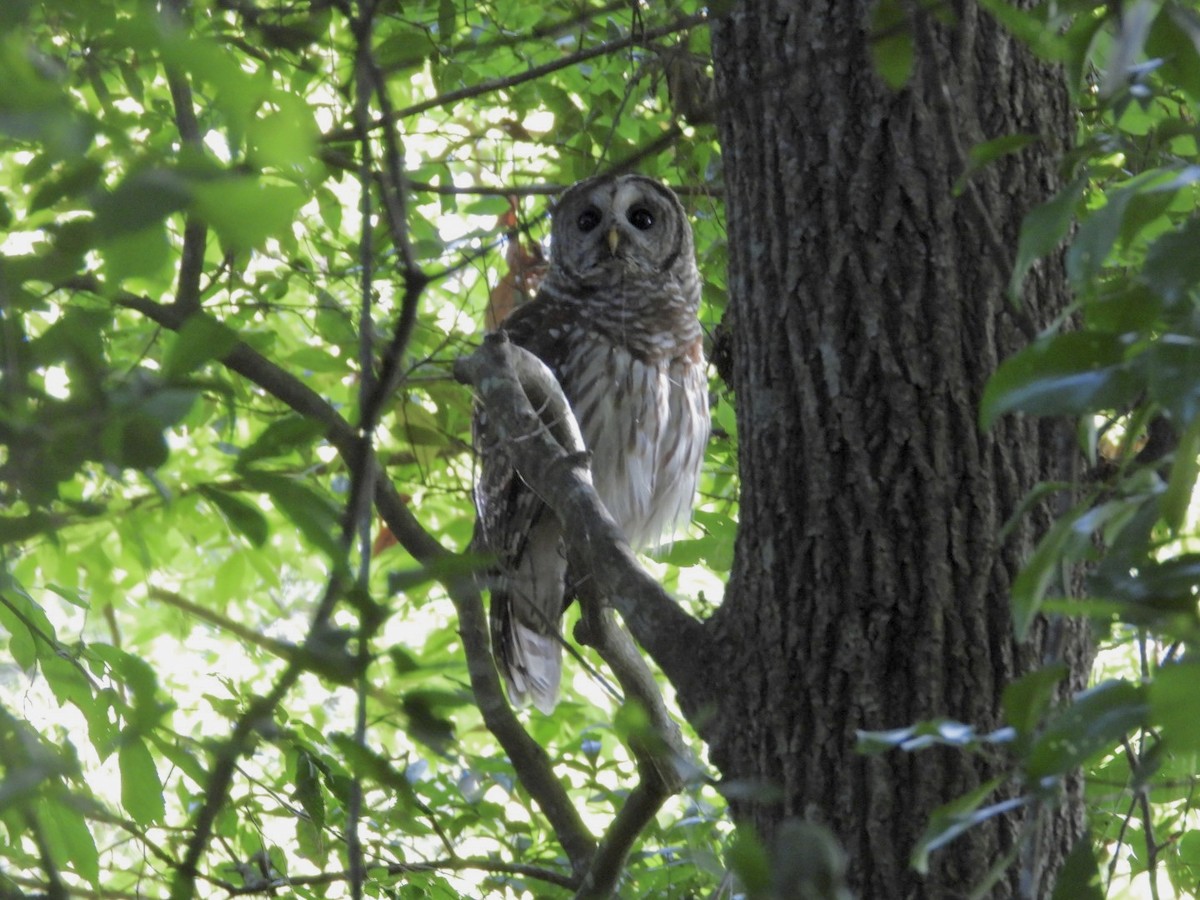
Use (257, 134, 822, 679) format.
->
(473, 174, 710, 713)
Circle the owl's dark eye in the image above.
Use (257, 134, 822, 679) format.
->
(577, 208, 601, 232)
(627, 207, 654, 230)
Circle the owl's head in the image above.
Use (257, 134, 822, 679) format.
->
(548, 174, 695, 285)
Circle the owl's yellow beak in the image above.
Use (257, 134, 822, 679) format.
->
(606, 227, 620, 254)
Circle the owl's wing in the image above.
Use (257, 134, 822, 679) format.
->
(472, 297, 576, 713)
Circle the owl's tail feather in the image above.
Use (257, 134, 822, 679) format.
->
(505, 622, 562, 714)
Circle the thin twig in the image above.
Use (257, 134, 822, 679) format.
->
(218, 856, 577, 894)
(347, 3, 381, 894)
(1121, 733, 1162, 900)
(162, 0, 207, 317)
(172, 659, 307, 894)
(360, 42, 429, 419)
(24, 811, 68, 900)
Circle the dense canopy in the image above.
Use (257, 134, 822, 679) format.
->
(5, 0, 1200, 897)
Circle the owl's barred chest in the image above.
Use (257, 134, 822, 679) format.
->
(556, 334, 708, 550)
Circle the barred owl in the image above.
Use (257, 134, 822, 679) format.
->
(473, 174, 710, 713)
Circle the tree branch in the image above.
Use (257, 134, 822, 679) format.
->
(219, 856, 577, 894)
(358, 34, 429, 419)
(348, 9, 383, 895)
(82, 279, 599, 879)
(163, 0, 207, 317)
(574, 780, 667, 900)
(472, 343, 695, 889)
(453, 333, 717, 728)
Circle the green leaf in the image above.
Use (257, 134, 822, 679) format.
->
(237, 414, 328, 467)
(376, 27, 434, 70)
(1009, 175, 1086, 301)
(163, 314, 240, 379)
(980, 332, 1138, 430)
(41, 650, 93, 709)
(727, 825, 772, 898)
(246, 97, 318, 172)
(869, 0, 913, 90)
(243, 471, 340, 558)
(0, 595, 38, 669)
(1066, 169, 1177, 287)
(1002, 663, 1069, 744)
(329, 734, 418, 799)
(1160, 414, 1200, 533)
(40, 796, 100, 886)
(1149, 661, 1200, 753)
(401, 690, 457, 753)
(1083, 281, 1162, 333)
(100, 222, 172, 285)
(1025, 680, 1149, 779)
(292, 748, 327, 834)
(103, 413, 170, 470)
(1010, 500, 1129, 638)
(1168, 829, 1200, 895)
(150, 734, 209, 787)
(1152, 4, 1200, 101)
(956, 133, 1040, 194)
(29, 157, 103, 212)
(1142, 217, 1200, 309)
(192, 178, 306, 251)
(437, 0, 456, 41)
(119, 736, 165, 826)
(910, 777, 1009, 874)
(1051, 832, 1104, 900)
(199, 485, 269, 547)
(92, 167, 191, 237)
(1091, 553, 1200, 620)
(88, 644, 163, 731)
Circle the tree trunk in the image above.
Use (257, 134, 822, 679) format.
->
(707, 2, 1090, 896)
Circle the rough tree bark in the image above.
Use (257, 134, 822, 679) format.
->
(705, 2, 1091, 896)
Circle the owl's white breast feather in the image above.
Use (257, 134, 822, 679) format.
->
(563, 340, 709, 550)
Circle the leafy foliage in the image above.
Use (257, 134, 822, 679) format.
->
(0, 1, 733, 897)
(8, 0, 1200, 896)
